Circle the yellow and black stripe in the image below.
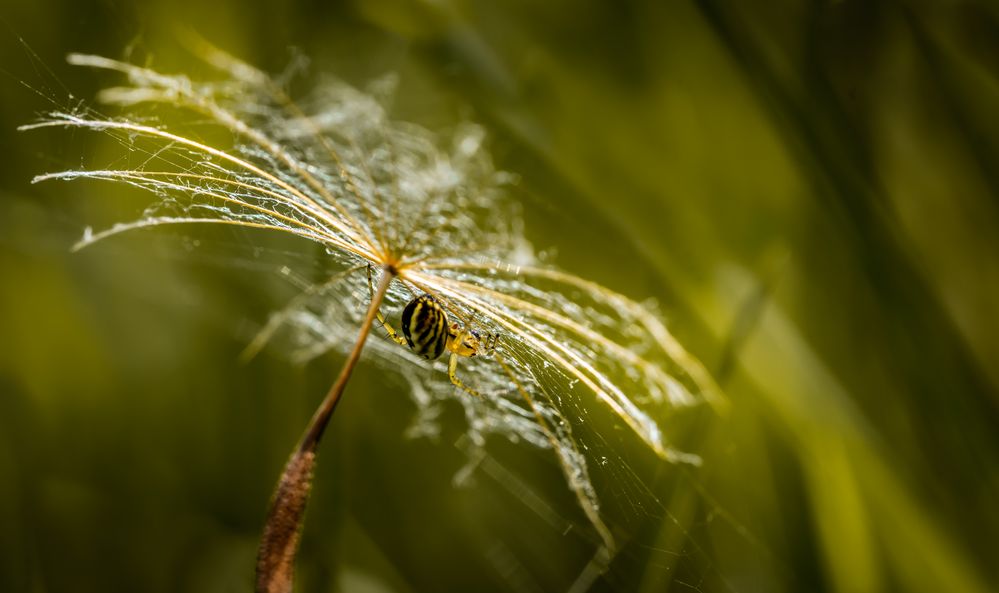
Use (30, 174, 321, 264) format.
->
(401, 294, 449, 360)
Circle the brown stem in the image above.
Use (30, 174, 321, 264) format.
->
(255, 266, 395, 593)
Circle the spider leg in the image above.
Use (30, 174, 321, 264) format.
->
(367, 264, 408, 346)
(485, 332, 499, 355)
(448, 353, 482, 398)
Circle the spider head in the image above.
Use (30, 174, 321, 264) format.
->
(447, 324, 500, 358)
(449, 324, 483, 357)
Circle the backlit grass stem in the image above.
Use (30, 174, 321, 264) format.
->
(255, 265, 395, 593)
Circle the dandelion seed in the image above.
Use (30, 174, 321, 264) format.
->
(24, 40, 722, 584)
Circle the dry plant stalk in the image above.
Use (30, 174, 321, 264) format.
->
(256, 269, 393, 593)
(24, 38, 723, 590)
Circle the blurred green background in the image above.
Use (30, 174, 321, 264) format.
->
(2, 0, 998, 592)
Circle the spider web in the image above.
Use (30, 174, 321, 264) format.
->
(21, 43, 773, 592)
(248, 258, 733, 591)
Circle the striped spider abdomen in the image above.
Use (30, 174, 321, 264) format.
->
(401, 294, 449, 360)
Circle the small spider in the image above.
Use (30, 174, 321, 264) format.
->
(367, 265, 498, 397)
